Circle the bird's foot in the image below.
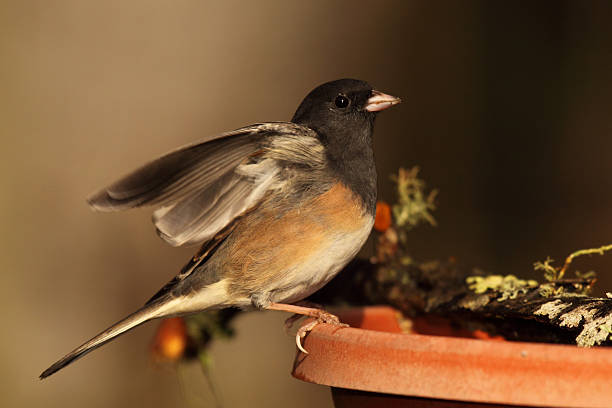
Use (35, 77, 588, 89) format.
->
(282, 301, 325, 332)
(265, 302, 347, 354)
(294, 310, 347, 354)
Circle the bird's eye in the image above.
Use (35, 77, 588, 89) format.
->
(334, 95, 349, 108)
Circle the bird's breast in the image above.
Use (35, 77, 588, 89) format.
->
(223, 182, 374, 305)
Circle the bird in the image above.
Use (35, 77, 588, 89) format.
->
(40, 78, 400, 379)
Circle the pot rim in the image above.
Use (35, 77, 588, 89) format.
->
(291, 306, 612, 408)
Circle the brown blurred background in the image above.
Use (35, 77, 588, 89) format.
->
(2, 1, 612, 407)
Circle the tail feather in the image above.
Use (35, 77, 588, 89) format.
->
(40, 297, 176, 379)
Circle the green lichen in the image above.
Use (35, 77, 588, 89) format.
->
(571, 308, 612, 347)
(558, 244, 612, 280)
(533, 257, 559, 282)
(574, 270, 597, 280)
(551, 302, 612, 347)
(534, 300, 612, 347)
(458, 293, 491, 310)
(604, 324, 612, 344)
(534, 299, 571, 319)
(558, 304, 599, 329)
(466, 274, 538, 302)
(538, 282, 565, 298)
(534, 244, 612, 282)
(391, 167, 437, 232)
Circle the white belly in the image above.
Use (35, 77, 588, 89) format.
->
(270, 215, 374, 304)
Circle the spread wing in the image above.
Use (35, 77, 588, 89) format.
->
(87, 122, 326, 247)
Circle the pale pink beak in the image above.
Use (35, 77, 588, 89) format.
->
(365, 90, 401, 112)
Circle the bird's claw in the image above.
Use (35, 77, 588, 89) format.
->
(296, 320, 317, 354)
(293, 311, 348, 354)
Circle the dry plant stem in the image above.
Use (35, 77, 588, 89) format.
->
(558, 244, 612, 280)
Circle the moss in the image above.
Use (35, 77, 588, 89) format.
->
(466, 274, 538, 301)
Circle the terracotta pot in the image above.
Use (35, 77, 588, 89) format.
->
(291, 306, 612, 408)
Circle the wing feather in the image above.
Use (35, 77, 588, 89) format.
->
(88, 131, 259, 210)
(87, 122, 325, 247)
(153, 160, 279, 246)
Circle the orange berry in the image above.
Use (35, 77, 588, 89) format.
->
(152, 317, 187, 361)
(374, 201, 392, 232)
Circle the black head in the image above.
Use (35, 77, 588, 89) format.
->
(291, 78, 400, 144)
(291, 79, 400, 214)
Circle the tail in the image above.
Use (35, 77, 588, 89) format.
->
(39, 297, 179, 379)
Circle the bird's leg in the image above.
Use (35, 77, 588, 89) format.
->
(266, 302, 348, 354)
(279, 301, 325, 331)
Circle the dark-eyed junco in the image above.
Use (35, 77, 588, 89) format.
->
(40, 78, 400, 379)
